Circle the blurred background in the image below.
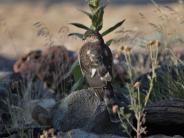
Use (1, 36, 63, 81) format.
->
(0, 0, 183, 58)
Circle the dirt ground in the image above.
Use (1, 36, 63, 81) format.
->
(0, 2, 183, 58)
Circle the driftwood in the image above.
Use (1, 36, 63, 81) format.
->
(145, 99, 184, 136)
(134, 65, 184, 135)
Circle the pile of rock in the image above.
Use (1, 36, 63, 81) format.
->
(13, 45, 76, 98)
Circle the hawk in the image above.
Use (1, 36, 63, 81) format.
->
(79, 31, 119, 122)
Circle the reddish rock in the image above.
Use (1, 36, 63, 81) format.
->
(13, 50, 42, 74)
(37, 46, 74, 95)
(13, 46, 75, 96)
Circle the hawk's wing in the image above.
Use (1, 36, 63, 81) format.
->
(79, 42, 113, 82)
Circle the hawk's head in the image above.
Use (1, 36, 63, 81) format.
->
(83, 30, 103, 43)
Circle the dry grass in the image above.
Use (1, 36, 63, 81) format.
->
(0, 2, 183, 58)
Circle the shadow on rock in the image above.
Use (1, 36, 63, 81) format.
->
(0, 55, 15, 72)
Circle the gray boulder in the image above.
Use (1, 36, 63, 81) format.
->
(51, 88, 126, 136)
(62, 129, 124, 138)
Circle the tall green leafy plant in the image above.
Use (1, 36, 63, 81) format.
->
(69, 0, 125, 43)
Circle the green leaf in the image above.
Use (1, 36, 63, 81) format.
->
(102, 19, 126, 36)
(79, 10, 93, 20)
(73, 64, 83, 81)
(89, 5, 105, 31)
(67, 60, 85, 91)
(71, 77, 85, 91)
(68, 33, 84, 40)
(69, 60, 82, 80)
(91, 15, 97, 30)
(90, 6, 105, 31)
(89, 0, 99, 11)
(95, 6, 104, 31)
(106, 39, 114, 46)
(70, 23, 90, 31)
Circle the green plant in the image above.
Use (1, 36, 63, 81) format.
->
(65, 60, 85, 91)
(69, 0, 125, 43)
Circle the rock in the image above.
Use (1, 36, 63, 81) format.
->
(13, 45, 75, 97)
(51, 88, 126, 136)
(37, 45, 74, 96)
(0, 72, 22, 110)
(25, 98, 56, 126)
(0, 82, 11, 133)
(1, 71, 53, 99)
(112, 63, 130, 86)
(62, 129, 124, 138)
(112, 48, 184, 77)
(29, 98, 56, 125)
(0, 101, 10, 131)
(39, 128, 125, 138)
(0, 56, 15, 72)
(32, 105, 52, 126)
(146, 135, 184, 138)
(136, 65, 184, 101)
(13, 50, 42, 74)
(0, 71, 56, 134)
